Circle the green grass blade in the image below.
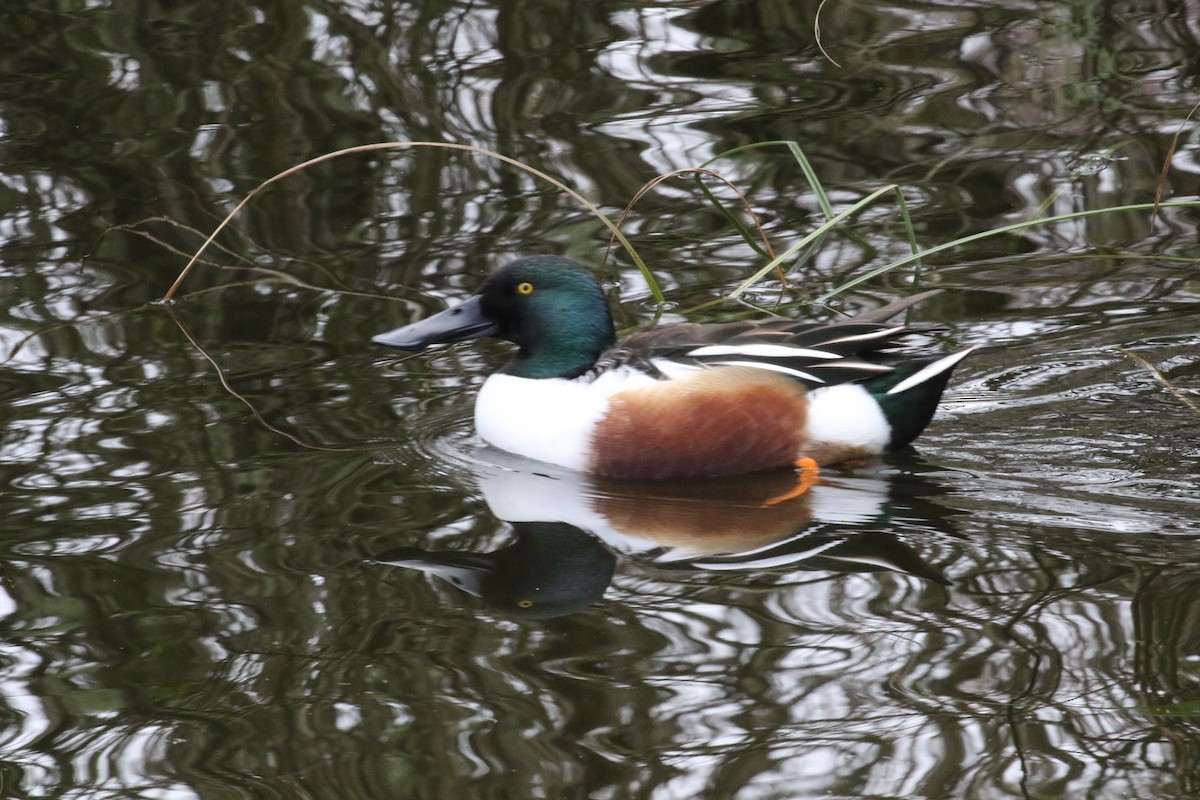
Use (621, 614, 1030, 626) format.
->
(700, 140, 836, 221)
(694, 176, 772, 260)
(813, 199, 1200, 304)
(728, 184, 902, 298)
(783, 141, 835, 221)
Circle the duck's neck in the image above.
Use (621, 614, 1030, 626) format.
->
(503, 323, 615, 380)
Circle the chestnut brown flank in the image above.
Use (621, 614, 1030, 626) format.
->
(589, 368, 809, 479)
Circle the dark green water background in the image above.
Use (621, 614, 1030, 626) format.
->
(2, 1, 1199, 798)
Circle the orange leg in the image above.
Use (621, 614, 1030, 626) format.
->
(761, 457, 821, 506)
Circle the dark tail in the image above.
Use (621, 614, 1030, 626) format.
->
(869, 347, 976, 449)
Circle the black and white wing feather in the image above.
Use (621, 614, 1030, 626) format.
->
(594, 319, 945, 389)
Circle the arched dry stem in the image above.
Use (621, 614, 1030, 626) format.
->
(604, 167, 784, 284)
(814, 0, 842, 68)
(162, 141, 656, 303)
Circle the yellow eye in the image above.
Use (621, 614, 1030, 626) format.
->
(516, 282, 534, 295)
(517, 599, 534, 608)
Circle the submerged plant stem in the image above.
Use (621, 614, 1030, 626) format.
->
(813, 200, 1200, 304)
(165, 304, 367, 450)
(1116, 347, 1200, 417)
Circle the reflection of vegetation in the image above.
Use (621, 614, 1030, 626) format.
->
(0, 0, 385, 302)
(163, 134, 1199, 332)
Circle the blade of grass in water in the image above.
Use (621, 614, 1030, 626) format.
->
(813, 200, 1200, 304)
(701, 141, 921, 299)
(701, 141, 836, 221)
(728, 183, 907, 298)
(693, 176, 775, 262)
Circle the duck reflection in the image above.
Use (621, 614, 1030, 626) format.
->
(375, 461, 952, 618)
(377, 521, 616, 620)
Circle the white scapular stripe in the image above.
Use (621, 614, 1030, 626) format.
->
(648, 358, 703, 379)
(819, 325, 908, 345)
(809, 360, 893, 373)
(709, 360, 825, 383)
(687, 343, 840, 359)
(886, 346, 977, 396)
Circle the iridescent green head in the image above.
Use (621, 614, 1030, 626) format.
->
(373, 255, 616, 379)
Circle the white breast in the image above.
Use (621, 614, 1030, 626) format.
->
(474, 368, 659, 472)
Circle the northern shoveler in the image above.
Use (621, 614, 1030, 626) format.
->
(373, 255, 973, 481)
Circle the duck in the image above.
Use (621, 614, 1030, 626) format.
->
(372, 255, 974, 481)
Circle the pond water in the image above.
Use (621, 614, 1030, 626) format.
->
(2, 1, 1200, 797)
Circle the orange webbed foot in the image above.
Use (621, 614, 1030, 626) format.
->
(761, 457, 821, 506)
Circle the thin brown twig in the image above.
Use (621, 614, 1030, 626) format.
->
(210, 265, 403, 302)
(1, 307, 151, 366)
(164, 304, 367, 451)
(603, 167, 782, 282)
(108, 215, 426, 307)
(1150, 100, 1200, 229)
(111, 216, 398, 298)
(1116, 346, 1200, 417)
(99, 216, 258, 265)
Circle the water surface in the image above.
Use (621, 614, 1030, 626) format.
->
(2, 1, 1199, 797)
